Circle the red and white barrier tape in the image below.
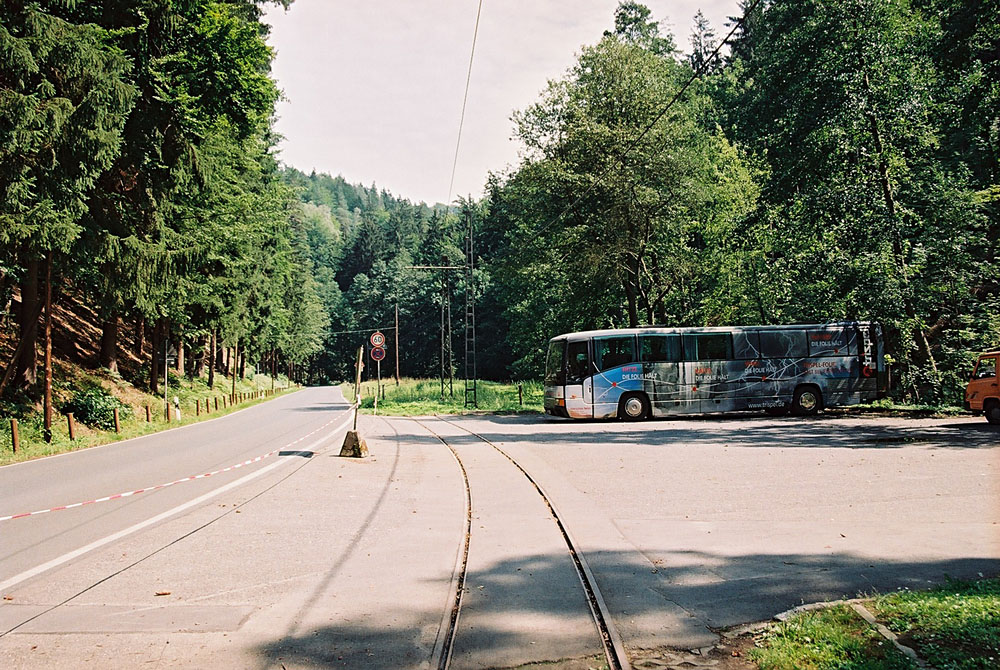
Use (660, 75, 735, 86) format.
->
(0, 406, 357, 523)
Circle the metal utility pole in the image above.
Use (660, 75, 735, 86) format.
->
(464, 207, 478, 408)
(446, 281, 453, 397)
(408, 264, 464, 398)
(440, 273, 446, 397)
(394, 303, 400, 385)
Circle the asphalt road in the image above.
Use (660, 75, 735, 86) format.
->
(0, 398, 996, 669)
(0, 386, 355, 593)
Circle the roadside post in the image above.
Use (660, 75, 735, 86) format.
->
(341, 346, 368, 457)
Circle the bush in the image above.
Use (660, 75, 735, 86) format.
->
(62, 388, 132, 431)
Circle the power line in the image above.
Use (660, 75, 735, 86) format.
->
(531, 0, 764, 240)
(446, 0, 484, 207)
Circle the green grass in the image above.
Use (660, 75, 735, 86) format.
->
(871, 578, 1000, 670)
(750, 605, 915, 670)
(0, 371, 295, 466)
(749, 578, 999, 670)
(343, 378, 544, 416)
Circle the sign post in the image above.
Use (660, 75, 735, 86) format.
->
(370, 345, 385, 416)
(340, 346, 369, 458)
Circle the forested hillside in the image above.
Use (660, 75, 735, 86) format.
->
(2, 0, 998, 422)
(1, 0, 328, 425)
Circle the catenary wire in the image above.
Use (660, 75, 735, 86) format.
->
(446, 0, 484, 208)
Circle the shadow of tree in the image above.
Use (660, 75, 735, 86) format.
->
(455, 414, 999, 450)
(254, 548, 999, 669)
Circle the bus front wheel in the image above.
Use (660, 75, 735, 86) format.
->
(619, 393, 650, 421)
(792, 386, 823, 417)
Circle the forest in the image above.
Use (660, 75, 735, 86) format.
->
(2, 0, 998, 418)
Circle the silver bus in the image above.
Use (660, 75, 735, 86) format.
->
(543, 322, 888, 420)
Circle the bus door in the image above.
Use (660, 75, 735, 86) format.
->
(682, 333, 733, 412)
(565, 339, 593, 419)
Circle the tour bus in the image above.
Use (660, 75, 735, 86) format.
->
(543, 322, 888, 420)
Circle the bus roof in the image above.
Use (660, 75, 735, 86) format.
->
(548, 322, 876, 342)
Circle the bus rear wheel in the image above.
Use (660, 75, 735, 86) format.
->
(986, 401, 1000, 425)
(792, 386, 822, 417)
(619, 393, 650, 421)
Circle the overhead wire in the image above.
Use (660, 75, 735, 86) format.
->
(446, 0, 484, 209)
(529, 0, 766, 240)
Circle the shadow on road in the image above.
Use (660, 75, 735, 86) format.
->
(254, 548, 999, 669)
(447, 415, 999, 450)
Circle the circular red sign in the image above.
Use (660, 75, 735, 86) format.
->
(370, 331, 385, 347)
(370, 346, 386, 361)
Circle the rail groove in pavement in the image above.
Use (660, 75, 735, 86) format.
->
(412, 416, 631, 670)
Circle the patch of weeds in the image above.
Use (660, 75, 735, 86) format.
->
(871, 577, 1000, 670)
(62, 387, 132, 430)
(749, 605, 915, 670)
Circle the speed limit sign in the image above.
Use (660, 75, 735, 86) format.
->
(370, 331, 385, 348)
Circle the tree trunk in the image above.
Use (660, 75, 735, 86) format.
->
(15, 256, 39, 389)
(208, 329, 216, 389)
(239, 348, 246, 379)
(99, 313, 119, 373)
(150, 319, 161, 395)
(43, 255, 53, 443)
(134, 315, 145, 356)
(176, 331, 184, 375)
(624, 276, 639, 328)
(196, 334, 207, 378)
(859, 63, 938, 375)
(231, 338, 238, 399)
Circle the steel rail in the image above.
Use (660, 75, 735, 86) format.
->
(413, 419, 473, 670)
(418, 416, 631, 670)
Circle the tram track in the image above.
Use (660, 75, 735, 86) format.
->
(412, 416, 630, 670)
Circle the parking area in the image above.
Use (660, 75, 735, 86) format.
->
(453, 412, 1000, 634)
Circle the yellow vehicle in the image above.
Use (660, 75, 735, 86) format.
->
(965, 350, 1000, 425)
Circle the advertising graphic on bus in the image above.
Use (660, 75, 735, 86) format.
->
(543, 322, 888, 420)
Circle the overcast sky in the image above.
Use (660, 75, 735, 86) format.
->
(262, 1, 740, 206)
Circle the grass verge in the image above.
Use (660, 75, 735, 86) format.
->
(749, 577, 999, 670)
(1, 369, 295, 466)
(871, 577, 1000, 669)
(342, 378, 544, 416)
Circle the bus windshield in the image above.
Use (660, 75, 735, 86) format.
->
(545, 340, 566, 385)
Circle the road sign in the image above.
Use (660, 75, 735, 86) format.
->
(370, 346, 386, 361)
(370, 331, 385, 348)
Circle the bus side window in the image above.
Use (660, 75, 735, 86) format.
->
(566, 341, 590, 383)
(595, 336, 636, 371)
(733, 332, 760, 359)
(683, 334, 732, 361)
(640, 335, 680, 362)
(760, 330, 807, 358)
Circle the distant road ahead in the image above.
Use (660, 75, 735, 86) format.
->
(0, 386, 353, 593)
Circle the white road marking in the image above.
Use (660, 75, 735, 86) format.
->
(0, 411, 354, 594)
